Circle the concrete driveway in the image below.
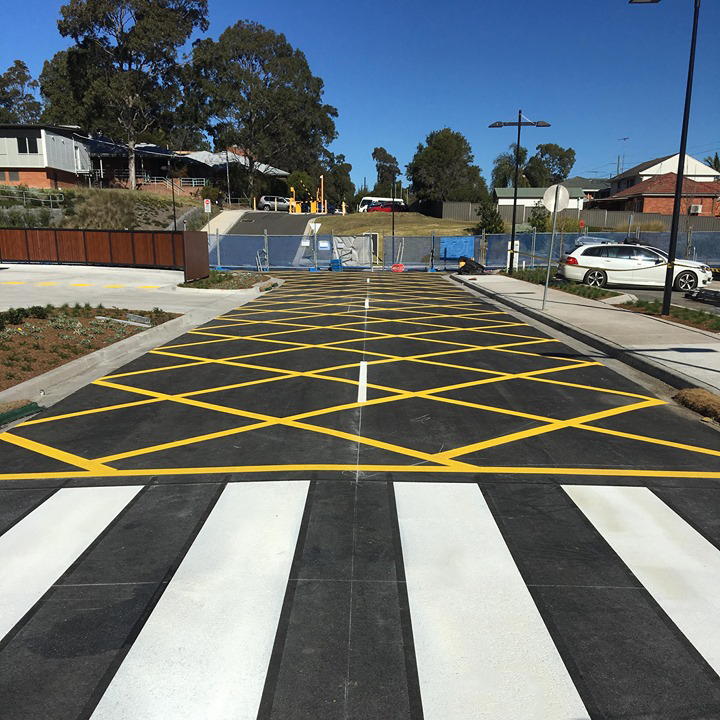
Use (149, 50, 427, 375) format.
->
(226, 210, 316, 236)
(0, 264, 253, 313)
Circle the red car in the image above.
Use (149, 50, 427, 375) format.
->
(367, 201, 406, 212)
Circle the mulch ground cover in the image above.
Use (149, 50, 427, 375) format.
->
(0, 304, 177, 392)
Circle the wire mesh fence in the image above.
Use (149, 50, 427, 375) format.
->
(208, 230, 720, 273)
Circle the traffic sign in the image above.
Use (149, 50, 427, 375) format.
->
(203, 198, 211, 214)
(542, 184, 570, 213)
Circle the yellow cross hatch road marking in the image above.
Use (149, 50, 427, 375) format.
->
(0, 271, 716, 482)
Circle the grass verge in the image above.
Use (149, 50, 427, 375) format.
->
(0, 304, 177, 392)
(504, 268, 620, 300)
(180, 269, 268, 290)
(620, 299, 720, 333)
(311, 212, 477, 237)
(674, 388, 720, 422)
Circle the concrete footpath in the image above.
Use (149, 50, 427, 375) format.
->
(0, 264, 255, 313)
(454, 274, 720, 395)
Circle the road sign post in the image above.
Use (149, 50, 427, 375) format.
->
(541, 184, 570, 311)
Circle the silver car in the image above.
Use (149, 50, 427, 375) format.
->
(259, 196, 290, 211)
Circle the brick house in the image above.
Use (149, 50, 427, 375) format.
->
(0, 124, 92, 188)
(591, 173, 720, 216)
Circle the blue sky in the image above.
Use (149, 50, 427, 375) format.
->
(3, 0, 719, 190)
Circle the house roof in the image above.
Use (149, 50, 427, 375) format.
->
(611, 155, 674, 182)
(494, 186, 586, 200)
(610, 173, 720, 199)
(563, 176, 610, 190)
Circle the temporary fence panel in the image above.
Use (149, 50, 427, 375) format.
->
(381, 236, 434, 270)
(211, 234, 373, 270)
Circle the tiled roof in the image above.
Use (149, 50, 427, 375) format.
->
(610, 173, 720, 199)
(563, 176, 610, 190)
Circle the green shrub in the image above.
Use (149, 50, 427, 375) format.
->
(28, 305, 48, 319)
(1, 308, 28, 325)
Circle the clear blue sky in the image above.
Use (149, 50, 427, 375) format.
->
(3, 0, 719, 190)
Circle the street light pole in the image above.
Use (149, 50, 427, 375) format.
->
(489, 113, 550, 274)
(510, 109, 522, 274)
(630, 0, 701, 315)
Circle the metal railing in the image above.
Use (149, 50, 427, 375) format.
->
(0, 190, 64, 208)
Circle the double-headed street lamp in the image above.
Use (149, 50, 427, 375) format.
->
(489, 111, 550, 273)
(630, 0, 701, 315)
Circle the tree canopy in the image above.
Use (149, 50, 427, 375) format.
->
(42, 0, 209, 188)
(0, 60, 42, 124)
(705, 153, 720, 172)
(491, 142, 575, 189)
(406, 128, 489, 203)
(194, 20, 337, 197)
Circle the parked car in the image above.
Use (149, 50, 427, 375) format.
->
(367, 201, 406, 213)
(259, 196, 291, 211)
(561, 243, 712, 291)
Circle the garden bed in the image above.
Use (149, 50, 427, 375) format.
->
(0, 304, 177, 391)
(180, 269, 269, 290)
(619, 300, 720, 334)
(503, 268, 620, 300)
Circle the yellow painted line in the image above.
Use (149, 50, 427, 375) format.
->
(0, 433, 116, 474)
(70, 283, 95, 287)
(19, 398, 163, 426)
(3, 465, 720, 482)
(580, 424, 720, 459)
(104, 284, 126, 288)
(101, 360, 210, 380)
(137, 285, 161, 289)
(434, 399, 665, 460)
(1, 281, 26, 285)
(36, 281, 58, 286)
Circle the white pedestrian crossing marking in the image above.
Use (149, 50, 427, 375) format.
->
(0, 486, 142, 641)
(565, 485, 720, 677)
(89, 481, 309, 720)
(395, 482, 590, 720)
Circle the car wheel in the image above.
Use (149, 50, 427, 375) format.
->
(674, 271, 697, 292)
(584, 269, 607, 288)
(261, 204, 271, 211)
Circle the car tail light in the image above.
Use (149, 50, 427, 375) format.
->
(565, 256, 578, 265)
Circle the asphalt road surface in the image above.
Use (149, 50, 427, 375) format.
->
(227, 210, 316, 236)
(2, 271, 720, 719)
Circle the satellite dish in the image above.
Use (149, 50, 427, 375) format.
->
(542, 184, 570, 213)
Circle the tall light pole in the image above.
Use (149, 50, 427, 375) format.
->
(489, 112, 550, 273)
(630, 0, 701, 316)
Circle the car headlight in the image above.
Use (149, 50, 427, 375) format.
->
(702, 265, 710, 272)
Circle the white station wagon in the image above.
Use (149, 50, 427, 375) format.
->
(561, 243, 712, 291)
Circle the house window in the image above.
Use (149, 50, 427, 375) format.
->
(8, 171, 19, 181)
(16, 137, 39, 154)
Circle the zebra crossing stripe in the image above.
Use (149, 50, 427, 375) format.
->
(0, 486, 142, 641)
(395, 482, 589, 720)
(89, 481, 309, 720)
(565, 485, 720, 677)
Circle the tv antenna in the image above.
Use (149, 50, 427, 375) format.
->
(617, 137, 630, 174)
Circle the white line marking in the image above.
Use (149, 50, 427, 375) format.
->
(90, 481, 309, 720)
(357, 361, 368, 403)
(396, 483, 589, 720)
(565, 485, 720, 676)
(0, 486, 142, 641)
(364, 297, 369, 310)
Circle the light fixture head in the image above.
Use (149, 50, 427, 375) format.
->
(535, 121, 551, 127)
(488, 121, 504, 128)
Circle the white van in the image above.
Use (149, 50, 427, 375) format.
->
(358, 196, 406, 212)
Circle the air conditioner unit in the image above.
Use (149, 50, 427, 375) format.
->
(689, 204, 702, 214)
